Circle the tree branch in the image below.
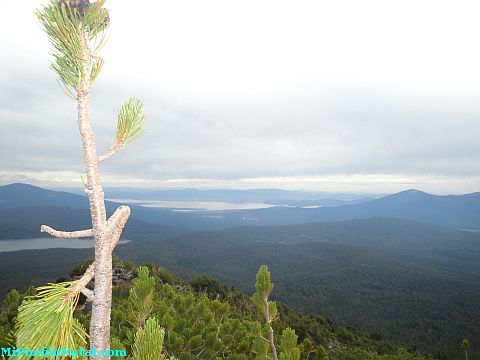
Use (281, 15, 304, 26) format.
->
(106, 205, 131, 250)
(64, 263, 95, 303)
(98, 144, 121, 162)
(40, 225, 93, 238)
(81, 287, 94, 302)
(63, 206, 130, 302)
(259, 335, 270, 343)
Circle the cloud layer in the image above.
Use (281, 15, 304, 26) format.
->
(1, 0, 479, 193)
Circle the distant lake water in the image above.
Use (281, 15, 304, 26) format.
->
(108, 199, 274, 211)
(0, 238, 131, 252)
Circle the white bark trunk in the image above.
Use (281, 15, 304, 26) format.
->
(63, 206, 130, 305)
(77, 27, 113, 357)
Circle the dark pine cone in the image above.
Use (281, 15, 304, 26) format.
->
(58, 0, 91, 19)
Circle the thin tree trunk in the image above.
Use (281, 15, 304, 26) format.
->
(264, 296, 278, 360)
(78, 27, 112, 357)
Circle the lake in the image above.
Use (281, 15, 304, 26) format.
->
(108, 199, 274, 211)
(0, 238, 131, 252)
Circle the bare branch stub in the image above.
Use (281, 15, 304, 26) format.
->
(106, 205, 131, 249)
(40, 225, 93, 238)
(81, 287, 94, 302)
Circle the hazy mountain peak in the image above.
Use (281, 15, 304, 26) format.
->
(1, 183, 43, 191)
(0, 182, 87, 210)
(383, 189, 432, 200)
(397, 188, 429, 195)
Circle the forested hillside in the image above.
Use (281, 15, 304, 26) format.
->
(0, 259, 435, 360)
(0, 243, 477, 359)
(0, 185, 478, 359)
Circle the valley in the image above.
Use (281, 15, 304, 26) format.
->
(0, 183, 479, 359)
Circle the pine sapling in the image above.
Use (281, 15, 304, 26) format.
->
(252, 265, 279, 360)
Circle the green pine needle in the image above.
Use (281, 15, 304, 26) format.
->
(36, 0, 109, 94)
(115, 98, 146, 149)
(255, 265, 274, 298)
(37, 1, 83, 90)
(128, 266, 155, 328)
(15, 282, 88, 359)
(131, 317, 166, 360)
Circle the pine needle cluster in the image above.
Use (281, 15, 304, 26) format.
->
(36, 0, 109, 98)
(15, 282, 88, 359)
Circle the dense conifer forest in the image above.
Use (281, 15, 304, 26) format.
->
(0, 258, 469, 360)
(0, 186, 478, 359)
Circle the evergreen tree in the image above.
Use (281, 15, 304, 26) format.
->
(252, 265, 279, 360)
(14, 1, 145, 357)
(252, 265, 304, 360)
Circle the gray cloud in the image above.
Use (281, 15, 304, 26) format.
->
(2, 64, 479, 192)
(2, 70, 480, 190)
(1, 1, 479, 193)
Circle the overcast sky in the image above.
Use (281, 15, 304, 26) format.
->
(1, 0, 479, 194)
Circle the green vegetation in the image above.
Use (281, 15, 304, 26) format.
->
(15, 282, 88, 354)
(1, 186, 479, 359)
(1, 220, 479, 360)
(1, 260, 434, 360)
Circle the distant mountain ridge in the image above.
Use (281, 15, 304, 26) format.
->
(0, 183, 478, 231)
(0, 183, 89, 210)
(215, 188, 480, 230)
(264, 197, 375, 207)
(102, 187, 374, 203)
(0, 183, 181, 239)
